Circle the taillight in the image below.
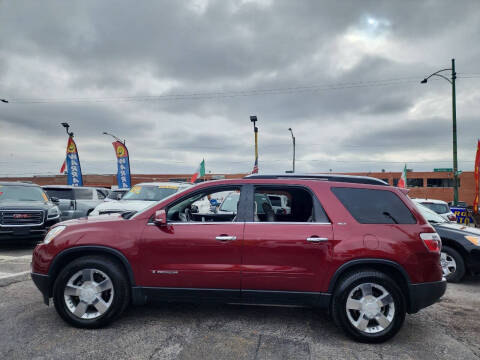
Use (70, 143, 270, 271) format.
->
(420, 232, 442, 252)
(447, 213, 456, 221)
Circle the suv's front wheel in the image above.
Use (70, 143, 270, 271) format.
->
(331, 270, 406, 343)
(53, 256, 130, 328)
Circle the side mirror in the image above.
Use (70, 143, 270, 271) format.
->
(50, 197, 60, 204)
(154, 209, 167, 225)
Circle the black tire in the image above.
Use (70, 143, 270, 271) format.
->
(53, 256, 130, 328)
(331, 270, 406, 343)
(442, 246, 465, 283)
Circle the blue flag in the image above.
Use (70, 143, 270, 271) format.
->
(65, 136, 83, 186)
(112, 141, 131, 189)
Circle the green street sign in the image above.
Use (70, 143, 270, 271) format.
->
(434, 168, 453, 172)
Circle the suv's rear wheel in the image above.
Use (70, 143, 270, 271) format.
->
(331, 270, 406, 343)
(441, 246, 465, 282)
(53, 256, 130, 328)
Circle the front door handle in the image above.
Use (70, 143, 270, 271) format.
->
(216, 235, 237, 241)
(306, 237, 328, 243)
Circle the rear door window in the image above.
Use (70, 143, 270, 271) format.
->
(332, 187, 416, 224)
(74, 188, 93, 200)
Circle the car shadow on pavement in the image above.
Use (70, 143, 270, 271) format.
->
(461, 274, 480, 284)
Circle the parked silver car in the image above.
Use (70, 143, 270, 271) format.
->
(42, 185, 110, 221)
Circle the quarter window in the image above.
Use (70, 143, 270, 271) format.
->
(332, 187, 416, 224)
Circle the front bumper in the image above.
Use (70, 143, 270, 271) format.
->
(31, 272, 50, 305)
(408, 278, 447, 313)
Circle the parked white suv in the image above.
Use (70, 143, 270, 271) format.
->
(89, 182, 192, 216)
(411, 198, 456, 222)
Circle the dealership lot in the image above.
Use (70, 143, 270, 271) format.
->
(0, 245, 479, 359)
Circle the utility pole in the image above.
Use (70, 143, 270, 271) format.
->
(288, 128, 295, 173)
(421, 58, 459, 205)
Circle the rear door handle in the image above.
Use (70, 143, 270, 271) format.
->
(306, 237, 328, 243)
(216, 235, 237, 241)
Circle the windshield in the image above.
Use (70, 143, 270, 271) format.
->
(415, 203, 447, 223)
(420, 202, 450, 214)
(0, 185, 48, 202)
(107, 190, 126, 200)
(219, 192, 240, 212)
(122, 185, 178, 201)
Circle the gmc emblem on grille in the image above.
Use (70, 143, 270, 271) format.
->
(12, 214, 31, 219)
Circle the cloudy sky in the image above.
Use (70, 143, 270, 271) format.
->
(1, 0, 480, 176)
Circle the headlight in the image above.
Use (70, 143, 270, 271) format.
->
(44, 226, 66, 244)
(465, 236, 480, 246)
(47, 206, 60, 219)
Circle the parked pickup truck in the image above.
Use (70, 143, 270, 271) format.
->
(0, 182, 61, 242)
(42, 186, 110, 221)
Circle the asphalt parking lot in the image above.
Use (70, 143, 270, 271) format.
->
(1, 244, 479, 360)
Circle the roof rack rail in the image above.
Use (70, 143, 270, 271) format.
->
(244, 173, 389, 186)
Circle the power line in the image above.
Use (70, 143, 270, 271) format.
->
(5, 76, 424, 104)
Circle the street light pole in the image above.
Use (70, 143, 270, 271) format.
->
(288, 128, 295, 173)
(103, 131, 126, 145)
(250, 116, 259, 173)
(451, 59, 458, 205)
(421, 58, 459, 205)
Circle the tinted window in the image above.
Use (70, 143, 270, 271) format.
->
(44, 188, 74, 200)
(74, 188, 93, 200)
(332, 187, 416, 224)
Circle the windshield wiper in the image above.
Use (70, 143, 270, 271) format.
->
(121, 210, 137, 219)
(383, 212, 399, 224)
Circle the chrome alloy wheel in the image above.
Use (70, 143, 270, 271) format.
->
(64, 269, 114, 320)
(345, 283, 395, 334)
(440, 251, 457, 277)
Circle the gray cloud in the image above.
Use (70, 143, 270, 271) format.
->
(1, 0, 480, 177)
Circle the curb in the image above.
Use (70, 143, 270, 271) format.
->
(0, 271, 30, 287)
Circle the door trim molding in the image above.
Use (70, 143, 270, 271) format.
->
(131, 286, 331, 308)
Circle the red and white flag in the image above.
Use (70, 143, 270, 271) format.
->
(397, 164, 407, 188)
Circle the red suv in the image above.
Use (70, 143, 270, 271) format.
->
(31, 174, 446, 342)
